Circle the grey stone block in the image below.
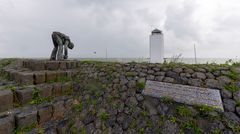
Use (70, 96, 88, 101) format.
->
(61, 82, 72, 94)
(37, 104, 52, 124)
(28, 60, 45, 71)
(18, 72, 34, 85)
(34, 71, 46, 84)
(16, 87, 34, 105)
(15, 109, 37, 128)
(0, 90, 13, 113)
(46, 61, 59, 70)
(59, 61, 67, 70)
(0, 115, 14, 134)
(53, 83, 62, 96)
(37, 84, 53, 98)
(53, 101, 65, 120)
(46, 71, 57, 82)
(66, 61, 76, 69)
(56, 71, 66, 78)
(56, 119, 68, 134)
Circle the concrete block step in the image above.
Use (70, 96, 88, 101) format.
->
(23, 60, 79, 71)
(2, 68, 78, 85)
(0, 95, 73, 134)
(0, 82, 74, 114)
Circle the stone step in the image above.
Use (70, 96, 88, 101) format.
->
(23, 60, 79, 71)
(0, 95, 73, 134)
(2, 68, 78, 85)
(0, 82, 74, 114)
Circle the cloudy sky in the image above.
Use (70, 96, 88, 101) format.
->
(0, 0, 240, 58)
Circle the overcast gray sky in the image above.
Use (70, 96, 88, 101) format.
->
(0, 0, 240, 58)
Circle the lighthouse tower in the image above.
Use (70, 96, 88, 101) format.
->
(150, 29, 164, 63)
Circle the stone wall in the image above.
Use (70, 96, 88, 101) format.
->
(68, 61, 240, 134)
(0, 60, 240, 133)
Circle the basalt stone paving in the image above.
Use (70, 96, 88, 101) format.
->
(142, 80, 224, 111)
(0, 90, 13, 113)
(0, 115, 14, 134)
(15, 109, 37, 128)
(16, 87, 34, 105)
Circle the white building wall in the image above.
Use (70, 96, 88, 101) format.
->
(150, 33, 164, 63)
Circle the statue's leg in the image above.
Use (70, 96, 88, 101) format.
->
(56, 37, 63, 60)
(50, 46, 58, 60)
(50, 34, 59, 60)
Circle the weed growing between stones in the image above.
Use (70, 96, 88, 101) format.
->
(73, 101, 83, 112)
(236, 101, 240, 107)
(160, 97, 174, 104)
(227, 70, 239, 80)
(169, 116, 177, 123)
(226, 121, 240, 133)
(195, 104, 214, 114)
(136, 81, 145, 91)
(211, 129, 222, 134)
(29, 88, 52, 105)
(181, 120, 203, 134)
(177, 106, 192, 117)
(0, 58, 16, 68)
(99, 112, 109, 121)
(14, 122, 37, 134)
(224, 84, 240, 92)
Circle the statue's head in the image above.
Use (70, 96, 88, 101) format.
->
(68, 42, 74, 49)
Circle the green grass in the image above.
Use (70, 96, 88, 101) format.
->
(29, 88, 52, 105)
(212, 129, 223, 134)
(182, 120, 203, 134)
(177, 106, 192, 117)
(0, 58, 16, 69)
(126, 72, 136, 77)
(99, 112, 109, 121)
(236, 101, 240, 107)
(141, 111, 149, 118)
(14, 123, 37, 134)
(227, 70, 239, 80)
(136, 82, 145, 90)
(195, 104, 214, 114)
(224, 85, 240, 92)
(73, 101, 83, 112)
(169, 116, 177, 123)
(161, 97, 174, 104)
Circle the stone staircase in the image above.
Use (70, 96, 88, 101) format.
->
(0, 60, 79, 134)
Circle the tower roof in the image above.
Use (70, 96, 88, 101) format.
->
(152, 29, 162, 34)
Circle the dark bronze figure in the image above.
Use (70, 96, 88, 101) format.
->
(50, 32, 74, 60)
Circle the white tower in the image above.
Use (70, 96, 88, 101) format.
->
(150, 29, 164, 63)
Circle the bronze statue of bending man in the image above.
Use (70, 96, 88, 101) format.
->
(50, 32, 74, 60)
